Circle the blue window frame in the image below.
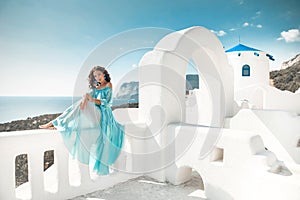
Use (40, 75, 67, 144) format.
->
(242, 64, 250, 76)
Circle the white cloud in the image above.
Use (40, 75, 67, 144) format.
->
(256, 24, 263, 28)
(243, 22, 249, 27)
(277, 29, 300, 42)
(211, 30, 227, 37)
(252, 11, 261, 20)
(217, 30, 226, 36)
(229, 28, 236, 31)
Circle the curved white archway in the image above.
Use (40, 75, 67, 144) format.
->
(139, 26, 233, 128)
(137, 26, 234, 181)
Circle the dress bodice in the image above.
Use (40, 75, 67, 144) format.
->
(92, 86, 112, 107)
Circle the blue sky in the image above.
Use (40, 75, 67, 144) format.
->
(0, 0, 299, 96)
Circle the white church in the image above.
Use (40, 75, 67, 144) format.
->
(0, 26, 299, 200)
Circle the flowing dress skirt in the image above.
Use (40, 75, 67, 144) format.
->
(52, 100, 124, 175)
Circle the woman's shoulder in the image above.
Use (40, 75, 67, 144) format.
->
(95, 83, 112, 91)
(107, 82, 112, 89)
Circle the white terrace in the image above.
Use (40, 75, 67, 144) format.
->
(1, 26, 299, 200)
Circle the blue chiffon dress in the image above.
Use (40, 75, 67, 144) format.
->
(52, 86, 124, 175)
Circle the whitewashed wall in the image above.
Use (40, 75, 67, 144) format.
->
(235, 85, 300, 113)
(228, 109, 300, 164)
(167, 124, 300, 200)
(227, 51, 270, 91)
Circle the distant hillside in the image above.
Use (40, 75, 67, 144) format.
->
(270, 54, 300, 93)
(115, 81, 139, 101)
(281, 53, 300, 69)
(115, 75, 199, 101)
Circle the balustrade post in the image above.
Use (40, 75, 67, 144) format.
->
(78, 161, 91, 185)
(0, 150, 16, 200)
(56, 143, 71, 194)
(28, 150, 45, 199)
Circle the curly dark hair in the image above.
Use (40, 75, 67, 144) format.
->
(88, 66, 111, 89)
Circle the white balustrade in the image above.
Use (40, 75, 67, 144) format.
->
(0, 129, 139, 200)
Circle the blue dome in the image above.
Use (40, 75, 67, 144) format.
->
(225, 43, 275, 61)
(225, 44, 261, 52)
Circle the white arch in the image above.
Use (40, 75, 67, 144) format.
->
(139, 26, 233, 127)
(137, 26, 234, 181)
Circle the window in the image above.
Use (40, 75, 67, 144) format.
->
(242, 64, 250, 76)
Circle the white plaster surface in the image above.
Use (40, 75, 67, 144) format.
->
(1, 26, 300, 200)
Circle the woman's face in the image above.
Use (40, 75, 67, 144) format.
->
(93, 70, 104, 83)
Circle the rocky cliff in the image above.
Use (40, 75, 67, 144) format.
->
(270, 54, 300, 93)
(115, 81, 139, 101)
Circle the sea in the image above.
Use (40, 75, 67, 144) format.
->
(0, 96, 133, 123)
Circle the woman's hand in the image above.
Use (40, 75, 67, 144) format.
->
(84, 93, 101, 105)
(85, 93, 92, 101)
(80, 101, 86, 110)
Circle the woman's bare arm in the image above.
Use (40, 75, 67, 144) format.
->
(85, 93, 101, 105)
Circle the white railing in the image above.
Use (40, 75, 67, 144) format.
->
(3, 106, 299, 200)
(0, 129, 139, 200)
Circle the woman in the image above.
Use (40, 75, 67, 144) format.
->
(39, 66, 124, 175)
